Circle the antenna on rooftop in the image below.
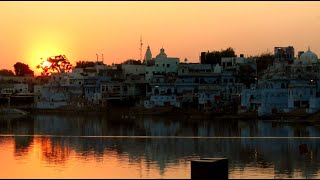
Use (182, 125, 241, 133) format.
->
(139, 35, 143, 61)
(96, 54, 98, 62)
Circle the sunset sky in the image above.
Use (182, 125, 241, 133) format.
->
(1, 1, 320, 75)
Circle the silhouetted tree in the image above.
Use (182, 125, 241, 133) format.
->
(253, 52, 275, 75)
(220, 47, 237, 58)
(202, 47, 236, 64)
(37, 55, 73, 76)
(0, 69, 15, 76)
(14, 62, 34, 76)
(75, 61, 96, 68)
(205, 51, 221, 64)
(123, 59, 142, 65)
(238, 64, 256, 88)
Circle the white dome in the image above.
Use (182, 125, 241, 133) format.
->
(300, 49, 318, 64)
(156, 48, 167, 59)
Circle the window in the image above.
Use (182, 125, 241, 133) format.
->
(167, 64, 170, 68)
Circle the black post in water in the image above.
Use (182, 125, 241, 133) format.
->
(191, 158, 228, 179)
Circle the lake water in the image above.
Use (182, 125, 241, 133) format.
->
(0, 113, 320, 179)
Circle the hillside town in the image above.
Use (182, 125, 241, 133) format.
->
(1, 45, 320, 118)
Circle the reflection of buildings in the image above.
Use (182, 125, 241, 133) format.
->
(38, 137, 71, 165)
(0, 115, 320, 178)
(9, 116, 34, 157)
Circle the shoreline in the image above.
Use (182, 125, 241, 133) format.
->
(6, 106, 320, 123)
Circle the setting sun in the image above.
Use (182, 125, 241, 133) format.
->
(20, 28, 75, 75)
(41, 61, 52, 68)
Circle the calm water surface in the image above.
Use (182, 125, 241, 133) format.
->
(0, 113, 320, 179)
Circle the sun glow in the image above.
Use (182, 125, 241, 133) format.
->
(22, 29, 74, 76)
(41, 61, 52, 68)
(27, 48, 70, 76)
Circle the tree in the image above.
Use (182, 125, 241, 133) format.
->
(238, 64, 256, 88)
(0, 69, 15, 76)
(253, 52, 275, 75)
(202, 47, 236, 65)
(14, 62, 34, 76)
(75, 61, 96, 68)
(123, 59, 142, 65)
(220, 47, 236, 58)
(37, 55, 73, 76)
(205, 51, 221, 64)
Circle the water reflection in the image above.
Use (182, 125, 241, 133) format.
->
(1, 113, 320, 137)
(0, 113, 320, 178)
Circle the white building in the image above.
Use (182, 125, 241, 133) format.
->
(145, 47, 180, 81)
(144, 61, 243, 110)
(154, 48, 179, 74)
(0, 84, 29, 95)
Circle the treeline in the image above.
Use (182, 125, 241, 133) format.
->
(0, 62, 34, 77)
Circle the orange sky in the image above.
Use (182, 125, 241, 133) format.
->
(1, 1, 320, 75)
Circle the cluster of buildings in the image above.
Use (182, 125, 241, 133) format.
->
(241, 47, 320, 117)
(1, 45, 320, 117)
(32, 46, 255, 114)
